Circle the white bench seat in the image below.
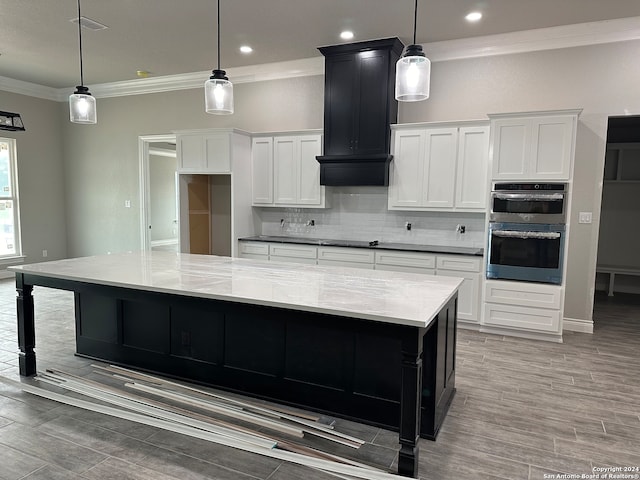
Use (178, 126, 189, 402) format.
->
(596, 264, 640, 296)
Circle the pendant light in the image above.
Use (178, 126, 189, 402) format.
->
(204, 0, 234, 115)
(69, 0, 97, 124)
(395, 0, 431, 102)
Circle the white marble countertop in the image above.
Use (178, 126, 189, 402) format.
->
(10, 251, 463, 328)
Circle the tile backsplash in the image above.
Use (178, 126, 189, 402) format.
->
(256, 187, 486, 248)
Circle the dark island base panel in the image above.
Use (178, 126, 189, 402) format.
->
(16, 273, 457, 478)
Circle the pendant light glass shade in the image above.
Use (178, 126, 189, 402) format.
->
(395, 0, 430, 102)
(205, 0, 234, 115)
(69, 86, 97, 124)
(395, 44, 431, 102)
(69, 0, 97, 124)
(205, 69, 234, 115)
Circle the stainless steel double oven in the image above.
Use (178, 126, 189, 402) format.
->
(487, 183, 567, 285)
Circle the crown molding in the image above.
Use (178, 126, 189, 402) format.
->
(3, 16, 640, 102)
(426, 16, 640, 62)
(0, 75, 60, 101)
(53, 56, 325, 101)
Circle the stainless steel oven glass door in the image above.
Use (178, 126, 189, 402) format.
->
(487, 222, 565, 285)
(490, 186, 566, 224)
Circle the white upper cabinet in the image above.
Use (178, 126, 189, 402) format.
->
(251, 137, 274, 205)
(456, 126, 490, 209)
(423, 128, 458, 208)
(389, 122, 489, 211)
(490, 111, 580, 181)
(176, 130, 236, 173)
(252, 132, 326, 208)
(273, 137, 298, 204)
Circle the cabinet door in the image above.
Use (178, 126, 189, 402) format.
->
(530, 115, 574, 179)
(273, 137, 298, 205)
(323, 55, 357, 156)
(297, 135, 323, 205)
(436, 270, 480, 323)
(423, 128, 457, 208)
(251, 137, 273, 204)
(491, 118, 530, 179)
(177, 135, 204, 172)
(355, 50, 391, 156)
(389, 129, 425, 208)
(204, 134, 231, 172)
(456, 126, 489, 209)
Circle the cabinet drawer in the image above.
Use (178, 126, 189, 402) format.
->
(375, 264, 435, 275)
(317, 247, 374, 264)
(238, 242, 269, 256)
(269, 244, 317, 259)
(483, 303, 561, 333)
(318, 259, 374, 270)
(375, 251, 436, 269)
(270, 255, 317, 265)
(436, 255, 481, 272)
(484, 280, 563, 310)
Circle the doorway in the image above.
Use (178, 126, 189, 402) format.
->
(594, 116, 640, 297)
(138, 134, 177, 251)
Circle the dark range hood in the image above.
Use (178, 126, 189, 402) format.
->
(316, 37, 404, 186)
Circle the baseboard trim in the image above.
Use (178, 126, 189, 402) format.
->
(479, 325, 563, 343)
(563, 317, 594, 334)
(0, 270, 16, 280)
(457, 321, 481, 331)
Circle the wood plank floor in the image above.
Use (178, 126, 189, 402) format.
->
(0, 279, 638, 480)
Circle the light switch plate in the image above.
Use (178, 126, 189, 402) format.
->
(578, 212, 592, 224)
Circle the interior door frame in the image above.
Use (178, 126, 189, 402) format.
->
(138, 134, 177, 251)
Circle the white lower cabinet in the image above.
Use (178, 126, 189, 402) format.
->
(437, 270, 481, 323)
(374, 251, 481, 323)
(269, 244, 318, 265)
(483, 280, 564, 336)
(375, 250, 436, 272)
(237, 241, 482, 323)
(317, 247, 375, 269)
(238, 241, 269, 260)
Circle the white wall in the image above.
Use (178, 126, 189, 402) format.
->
(256, 187, 486, 248)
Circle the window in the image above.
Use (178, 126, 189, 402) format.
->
(0, 138, 21, 258)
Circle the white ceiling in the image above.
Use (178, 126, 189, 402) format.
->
(2, 0, 640, 89)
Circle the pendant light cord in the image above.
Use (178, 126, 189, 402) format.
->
(77, 0, 85, 87)
(412, 0, 418, 45)
(217, 0, 221, 71)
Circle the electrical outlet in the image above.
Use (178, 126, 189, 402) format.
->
(42, 249, 47, 257)
(578, 212, 592, 224)
(125, 200, 131, 208)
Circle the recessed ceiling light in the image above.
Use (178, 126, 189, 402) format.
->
(465, 11, 482, 22)
(240, 45, 253, 54)
(340, 31, 354, 40)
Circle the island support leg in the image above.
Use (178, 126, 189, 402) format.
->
(398, 328, 424, 478)
(16, 273, 36, 376)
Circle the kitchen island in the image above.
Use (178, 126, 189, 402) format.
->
(10, 251, 461, 478)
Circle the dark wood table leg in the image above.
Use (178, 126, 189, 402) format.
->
(16, 273, 36, 376)
(398, 327, 424, 478)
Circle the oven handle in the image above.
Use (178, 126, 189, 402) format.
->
(492, 193, 564, 201)
(492, 230, 561, 240)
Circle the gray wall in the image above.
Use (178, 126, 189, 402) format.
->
(399, 40, 640, 324)
(0, 90, 67, 267)
(60, 75, 324, 257)
(4, 39, 640, 324)
(149, 153, 177, 243)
